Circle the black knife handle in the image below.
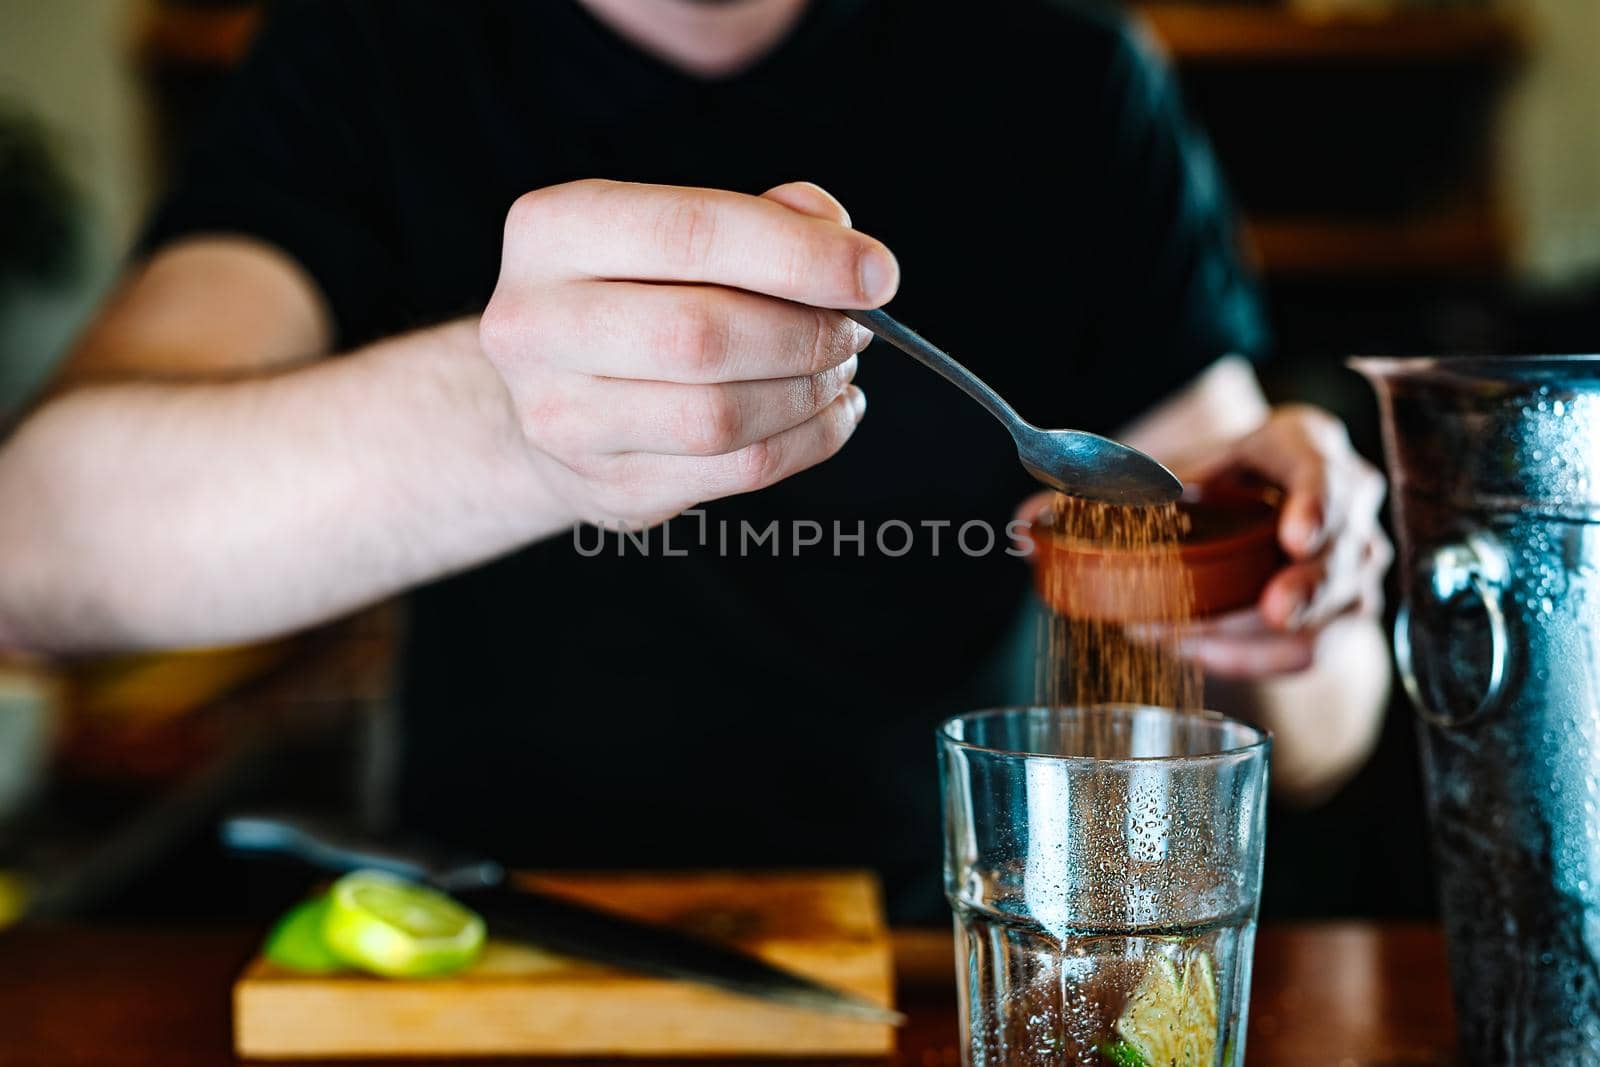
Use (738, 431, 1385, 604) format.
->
(220, 813, 504, 891)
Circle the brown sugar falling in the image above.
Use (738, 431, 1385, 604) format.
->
(1037, 494, 1202, 714)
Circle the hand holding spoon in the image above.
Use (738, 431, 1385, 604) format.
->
(844, 308, 1182, 506)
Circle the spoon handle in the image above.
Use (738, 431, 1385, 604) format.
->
(845, 308, 1027, 434)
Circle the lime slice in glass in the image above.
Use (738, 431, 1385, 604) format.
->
(1115, 951, 1218, 1067)
(1099, 1038, 1151, 1067)
(321, 870, 486, 978)
(1178, 953, 1219, 1063)
(263, 894, 345, 973)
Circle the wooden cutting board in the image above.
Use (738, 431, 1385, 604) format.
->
(234, 870, 896, 1059)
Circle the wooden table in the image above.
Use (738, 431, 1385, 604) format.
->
(0, 923, 1455, 1066)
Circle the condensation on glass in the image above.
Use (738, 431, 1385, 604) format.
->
(939, 706, 1269, 1066)
(1357, 356, 1600, 1064)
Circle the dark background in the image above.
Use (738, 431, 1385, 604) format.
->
(5, 0, 1600, 927)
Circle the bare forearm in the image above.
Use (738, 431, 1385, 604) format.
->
(1207, 616, 1390, 804)
(0, 319, 566, 652)
(0, 182, 890, 650)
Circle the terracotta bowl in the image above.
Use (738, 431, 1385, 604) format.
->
(1026, 480, 1284, 623)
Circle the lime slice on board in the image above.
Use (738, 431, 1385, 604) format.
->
(1115, 951, 1218, 1066)
(321, 871, 486, 978)
(263, 894, 345, 973)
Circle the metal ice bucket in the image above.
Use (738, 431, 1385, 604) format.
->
(1356, 356, 1600, 1063)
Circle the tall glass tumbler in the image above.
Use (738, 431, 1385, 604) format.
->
(939, 706, 1270, 1067)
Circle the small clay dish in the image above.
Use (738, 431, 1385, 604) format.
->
(1026, 480, 1284, 623)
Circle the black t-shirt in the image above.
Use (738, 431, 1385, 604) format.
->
(142, 0, 1265, 920)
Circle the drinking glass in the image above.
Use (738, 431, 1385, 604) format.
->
(939, 705, 1270, 1066)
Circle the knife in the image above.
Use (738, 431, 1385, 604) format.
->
(221, 814, 904, 1026)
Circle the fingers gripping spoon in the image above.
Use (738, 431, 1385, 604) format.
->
(844, 308, 1182, 506)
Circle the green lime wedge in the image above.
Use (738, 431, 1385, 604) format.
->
(321, 870, 485, 979)
(263, 894, 345, 973)
(1100, 1039, 1151, 1067)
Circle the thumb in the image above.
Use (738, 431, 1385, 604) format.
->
(761, 181, 853, 227)
(1175, 442, 1244, 488)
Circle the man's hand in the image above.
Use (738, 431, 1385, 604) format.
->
(1013, 403, 1390, 678)
(1015, 369, 1390, 799)
(479, 179, 897, 530)
(1176, 405, 1391, 678)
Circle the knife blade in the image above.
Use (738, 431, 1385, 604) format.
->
(221, 814, 904, 1026)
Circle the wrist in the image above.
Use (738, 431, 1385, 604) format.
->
(429, 316, 582, 541)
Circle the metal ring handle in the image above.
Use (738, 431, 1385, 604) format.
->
(1394, 567, 1510, 730)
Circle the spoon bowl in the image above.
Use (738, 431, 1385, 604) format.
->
(1018, 428, 1183, 506)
